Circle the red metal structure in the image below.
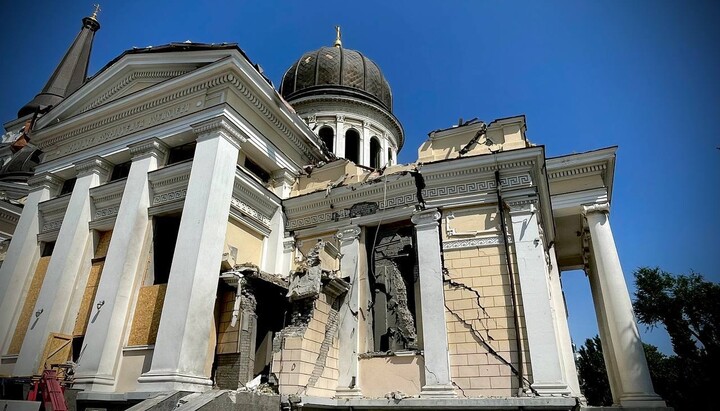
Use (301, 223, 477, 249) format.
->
(26, 370, 68, 411)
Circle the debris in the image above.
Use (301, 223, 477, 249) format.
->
(287, 240, 324, 301)
(384, 390, 408, 400)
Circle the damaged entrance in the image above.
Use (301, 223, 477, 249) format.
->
(366, 224, 419, 352)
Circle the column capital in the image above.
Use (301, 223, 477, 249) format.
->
(271, 169, 296, 187)
(191, 117, 247, 149)
(335, 114, 345, 123)
(411, 208, 441, 229)
(283, 238, 296, 252)
(506, 197, 538, 214)
(582, 202, 610, 216)
(336, 225, 361, 242)
(128, 138, 169, 163)
(27, 172, 63, 194)
(74, 156, 113, 179)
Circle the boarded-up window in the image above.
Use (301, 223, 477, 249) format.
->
(127, 284, 167, 346)
(37, 333, 72, 375)
(73, 231, 112, 337)
(8, 256, 51, 354)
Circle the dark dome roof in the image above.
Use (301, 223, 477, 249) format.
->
(280, 46, 393, 111)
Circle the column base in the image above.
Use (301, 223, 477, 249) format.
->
(619, 393, 667, 408)
(420, 384, 457, 398)
(137, 371, 213, 392)
(72, 373, 116, 392)
(335, 387, 363, 399)
(531, 381, 572, 396)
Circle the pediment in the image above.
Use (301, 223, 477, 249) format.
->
(34, 48, 244, 129)
(49, 63, 206, 123)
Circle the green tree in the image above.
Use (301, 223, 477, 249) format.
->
(633, 267, 719, 410)
(576, 269, 719, 410)
(576, 336, 612, 406)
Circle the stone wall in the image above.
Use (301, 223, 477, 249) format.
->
(442, 239, 532, 397)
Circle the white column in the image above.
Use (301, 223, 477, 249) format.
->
(335, 115, 345, 159)
(583, 203, 666, 408)
(74, 139, 168, 391)
(335, 225, 363, 398)
(260, 207, 283, 274)
(138, 118, 245, 392)
(15, 157, 112, 376)
(279, 238, 295, 278)
(547, 245, 582, 397)
(0, 173, 62, 354)
(361, 121, 370, 167)
(411, 209, 456, 398)
(508, 199, 570, 396)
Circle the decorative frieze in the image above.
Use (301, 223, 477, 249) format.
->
(90, 178, 127, 222)
(38, 195, 72, 234)
(441, 235, 511, 251)
(148, 161, 192, 209)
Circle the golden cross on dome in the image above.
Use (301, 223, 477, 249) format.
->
(91, 4, 101, 19)
(334, 25, 342, 48)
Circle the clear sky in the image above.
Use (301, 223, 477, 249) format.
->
(1, 0, 718, 355)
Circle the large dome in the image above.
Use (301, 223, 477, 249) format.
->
(280, 46, 393, 111)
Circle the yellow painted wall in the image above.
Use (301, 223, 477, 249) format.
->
(225, 219, 264, 266)
(441, 208, 532, 397)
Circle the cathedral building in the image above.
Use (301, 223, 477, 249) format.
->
(0, 11, 669, 411)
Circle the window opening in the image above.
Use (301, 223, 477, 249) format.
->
(370, 137, 381, 169)
(244, 157, 270, 183)
(109, 161, 131, 181)
(152, 214, 181, 284)
(167, 141, 196, 164)
(366, 224, 419, 351)
(345, 129, 360, 164)
(60, 178, 76, 196)
(318, 126, 334, 152)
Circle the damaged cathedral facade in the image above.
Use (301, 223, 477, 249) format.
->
(0, 12, 669, 411)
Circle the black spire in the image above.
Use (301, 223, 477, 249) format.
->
(18, 8, 101, 118)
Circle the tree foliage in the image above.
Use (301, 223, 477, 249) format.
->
(634, 267, 720, 359)
(577, 268, 719, 410)
(576, 336, 612, 406)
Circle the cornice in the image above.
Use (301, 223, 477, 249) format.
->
(548, 163, 606, 181)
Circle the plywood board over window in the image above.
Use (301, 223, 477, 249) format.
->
(8, 256, 51, 354)
(127, 284, 167, 346)
(37, 333, 72, 375)
(72, 230, 112, 337)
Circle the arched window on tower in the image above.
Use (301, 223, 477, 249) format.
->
(318, 126, 334, 153)
(370, 137, 382, 169)
(387, 147, 393, 166)
(345, 129, 360, 164)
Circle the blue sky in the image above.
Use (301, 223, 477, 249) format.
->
(1, 1, 718, 355)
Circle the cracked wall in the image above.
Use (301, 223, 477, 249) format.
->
(441, 207, 533, 397)
(270, 293, 340, 397)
